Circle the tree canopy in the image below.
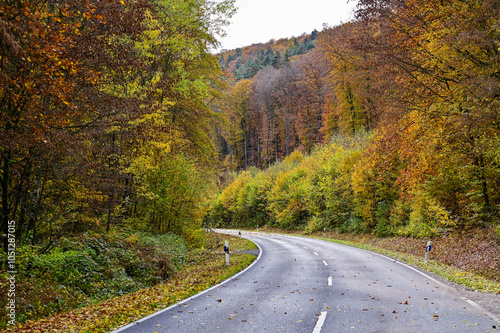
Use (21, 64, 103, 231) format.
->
(0, 0, 235, 254)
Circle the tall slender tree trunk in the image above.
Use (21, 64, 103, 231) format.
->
(285, 116, 290, 156)
(244, 134, 248, 170)
(106, 190, 114, 234)
(275, 132, 278, 163)
(243, 119, 248, 170)
(346, 84, 356, 134)
(28, 177, 42, 246)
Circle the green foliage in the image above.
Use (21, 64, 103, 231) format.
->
(305, 216, 327, 234)
(398, 193, 455, 238)
(267, 166, 309, 229)
(221, 30, 319, 80)
(375, 201, 391, 237)
(128, 149, 211, 238)
(0, 231, 187, 326)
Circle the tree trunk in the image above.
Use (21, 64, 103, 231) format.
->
(285, 116, 290, 156)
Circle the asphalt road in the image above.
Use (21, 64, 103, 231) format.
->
(112, 231, 499, 332)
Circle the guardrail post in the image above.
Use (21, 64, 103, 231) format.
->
(425, 240, 432, 263)
(224, 240, 230, 266)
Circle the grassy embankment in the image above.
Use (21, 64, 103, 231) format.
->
(1, 231, 257, 332)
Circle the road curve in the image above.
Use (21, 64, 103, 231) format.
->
(112, 231, 499, 332)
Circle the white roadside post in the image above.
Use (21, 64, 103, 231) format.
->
(425, 240, 432, 264)
(224, 240, 230, 266)
(323, 228, 326, 237)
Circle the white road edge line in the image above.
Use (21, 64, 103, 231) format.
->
(314, 252, 319, 256)
(462, 297, 500, 323)
(312, 311, 327, 333)
(367, 251, 448, 288)
(111, 235, 263, 332)
(322, 261, 328, 266)
(328, 276, 332, 286)
(231, 231, 500, 324)
(330, 242, 500, 323)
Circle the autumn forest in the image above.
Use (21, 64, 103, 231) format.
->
(211, 0, 500, 237)
(1, 0, 500, 329)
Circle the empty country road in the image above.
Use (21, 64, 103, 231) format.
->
(112, 231, 499, 332)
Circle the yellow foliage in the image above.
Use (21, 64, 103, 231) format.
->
(282, 150, 304, 166)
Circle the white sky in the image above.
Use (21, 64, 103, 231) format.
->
(217, 0, 358, 50)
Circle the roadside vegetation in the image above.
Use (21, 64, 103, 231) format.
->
(0, 231, 256, 332)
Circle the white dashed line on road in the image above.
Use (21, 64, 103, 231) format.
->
(312, 311, 327, 333)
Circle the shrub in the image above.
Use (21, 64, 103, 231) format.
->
(0, 231, 188, 325)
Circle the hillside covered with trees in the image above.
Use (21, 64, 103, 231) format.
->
(209, 0, 500, 239)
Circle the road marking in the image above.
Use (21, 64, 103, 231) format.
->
(328, 276, 332, 286)
(462, 297, 500, 322)
(322, 261, 328, 266)
(303, 247, 308, 249)
(367, 251, 448, 288)
(312, 311, 327, 333)
(313, 252, 319, 256)
(353, 246, 500, 323)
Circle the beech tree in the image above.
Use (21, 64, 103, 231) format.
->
(0, 0, 235, 256)
(0, 0, 135, 251)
